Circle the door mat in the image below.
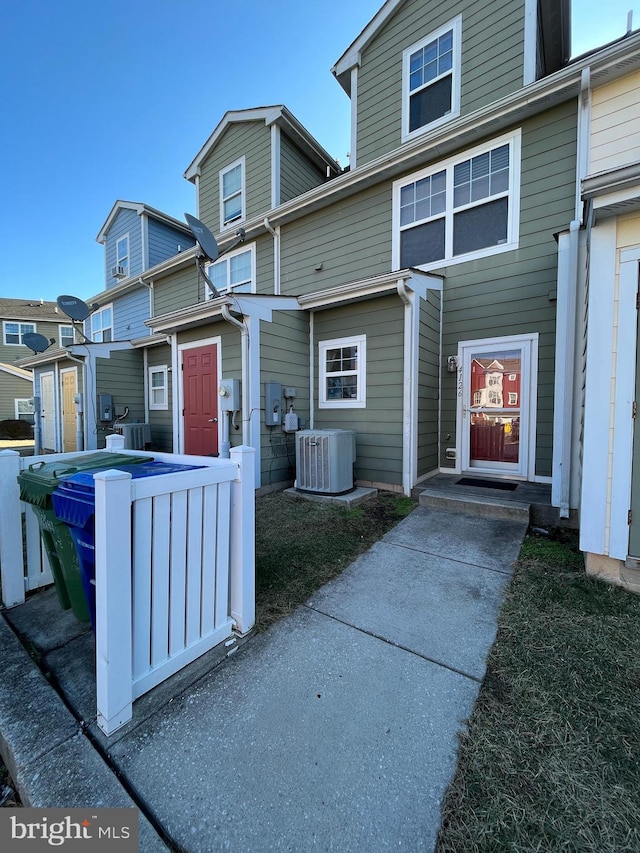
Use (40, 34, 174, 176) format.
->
(456, 477, 518, 491)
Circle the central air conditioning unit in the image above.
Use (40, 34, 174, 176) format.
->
(111, 265, 127, 279)
(117, 423, 151, 450)
(295, 429, 356, 495)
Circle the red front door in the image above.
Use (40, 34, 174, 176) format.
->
(182, 345, 219, 456)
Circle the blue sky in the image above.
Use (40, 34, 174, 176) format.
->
(1, 0, 637, 304)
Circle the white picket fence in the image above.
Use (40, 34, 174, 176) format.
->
(0, 438, 255, 735)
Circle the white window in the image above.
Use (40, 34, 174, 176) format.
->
(220, 157, 245, 229)
(116, 235, 129, 277)
(393, 131, 520, 271)
(59, 325, 75, 347)
(488, 390, 501, 405)
(15, 398, 35, 422)
(205, 245, 255, 298)
(91, 305, 113, 342)
(508, 392, 518, 405)
(3, 321, 36, 346)
(319, 335, 366, 409)
(148, 366, 168, 410)
(402, 16, 462, 141)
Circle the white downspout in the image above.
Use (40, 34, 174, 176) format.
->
(397, 279, 415, 496)
(221, 304, 250, 449)
(264, 217, 281, 295)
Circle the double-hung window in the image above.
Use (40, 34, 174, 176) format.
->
(393, 131, 520, 271)
(402, 17, 461, 141)
(59, 325, 75, 347)
(116, 235, 129, 277)
(206, 245, 255, 298)
(319, 335, 366, 409)
(220, 157, 245, 230)
(91, 305, 113, 342)
(148, 366, 168, 410)
(3, 321, 35, 345)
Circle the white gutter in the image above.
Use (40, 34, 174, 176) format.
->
(551, 221, 580, 517)
(221, 305, 250, 449)
(263, 217, 281, 295)
(397, 279, 415, 496)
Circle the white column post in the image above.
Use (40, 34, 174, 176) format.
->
(0, 451, 26, 607)
(94, 469, 133, 735)
(229, 446, 255, 634)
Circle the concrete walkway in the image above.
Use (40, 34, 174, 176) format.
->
(0, 500, 529, 852)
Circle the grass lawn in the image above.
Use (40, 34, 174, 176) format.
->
(254, 489, 416, 631)
(437, 529, 640, 853)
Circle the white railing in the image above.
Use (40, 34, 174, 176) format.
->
(0, 439, 255, 736)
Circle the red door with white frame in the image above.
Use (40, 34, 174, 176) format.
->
(182, 345, 219, 456)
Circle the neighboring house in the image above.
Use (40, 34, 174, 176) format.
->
(574, 64, 640, 592)
(22, 204, 194, 452)
(20, 0, 640, 595)
(0, 298, 75, 431)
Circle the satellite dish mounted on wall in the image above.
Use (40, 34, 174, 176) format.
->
(184, 213, 246, 299)
(56, 295, 93, 343)
(23, 332, 53, 355)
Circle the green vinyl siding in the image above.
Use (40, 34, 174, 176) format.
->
(152, 265, 201, 318)
(0, 319, 63, 364)
(280, 183, 392, 296)
(418, 290, 441, 476)
(95, 350, 145, 449)
(0, 371, 33, 422)
(146, 344, 173, 452)
(355, 0, 524, 165)
(313, 297, 404, 488)
(259, 311, 310, 488)
(438, 102, 578, 476)
(198, 122, 271, 234)
(280, 133, 327, 204)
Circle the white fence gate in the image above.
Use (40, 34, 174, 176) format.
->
(0, 439, 255, 735)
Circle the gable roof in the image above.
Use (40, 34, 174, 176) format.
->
(96, 201, 193, 245)
(331, 0, 571, 95)
(184, 105, 340, 182)
(0, 298, 62, 323)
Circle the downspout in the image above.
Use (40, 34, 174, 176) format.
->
(264, 217, 281, 295)
(397, 279, 414, 496)
(221, 304, 250, 448)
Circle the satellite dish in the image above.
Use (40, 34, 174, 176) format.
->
(23, 332, 52, 354)
(57, 295, 92, 322)
(185, 213, 219, 262)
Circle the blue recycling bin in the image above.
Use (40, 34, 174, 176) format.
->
(52, 460, 204, 629)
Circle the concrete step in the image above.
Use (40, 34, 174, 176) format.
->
(418, 488, 531, 522)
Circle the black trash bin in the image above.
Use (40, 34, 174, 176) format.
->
(18, 452, 152, 620)
(52, 460, 204, 629)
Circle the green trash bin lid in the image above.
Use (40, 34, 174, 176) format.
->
(18, 452, 153, 507)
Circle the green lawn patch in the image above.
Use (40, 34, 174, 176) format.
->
(437, 529, 640, 853)
(255, 490, 415, 631)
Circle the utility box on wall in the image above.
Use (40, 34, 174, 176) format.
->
(264, 382, 282, 427)
(219, 379, 240, 412)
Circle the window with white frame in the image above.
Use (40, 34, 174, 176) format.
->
(59, 325, 75, 347)
(393, 131, 520, 271)
(220, 157, 245, 229)
(148, 365, 168, 410)
(91, 305, 113, 342)
(3, 321, 36, 346)
(319, 335, 366, 409)
(402, 16, 461, 141)
(508, 392, 518, 405)
(15, 398, 35, 423)
(116, 235, 129, 277)
(206, 245, 255, 298)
